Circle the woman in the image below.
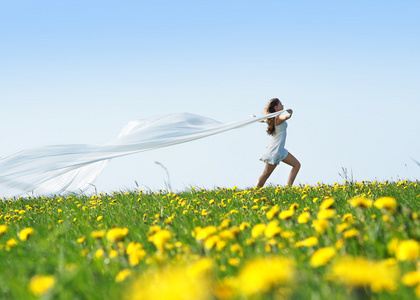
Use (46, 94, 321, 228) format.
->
(255, 98, 301, 187)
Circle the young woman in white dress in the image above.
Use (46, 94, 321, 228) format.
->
(254, 98, 301, 187)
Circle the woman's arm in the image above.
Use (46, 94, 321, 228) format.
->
(251, 114, 267, 123)
(276, 109, 293, 123)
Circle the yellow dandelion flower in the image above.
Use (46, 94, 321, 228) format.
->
(266, 205, 279, 220)
(335, 239, 344, 249)
(343, 228, 359, 239)
(77, 236, 86, 243)
(342, 213, 355, 222)
(204, 235, 220, 250)
(237, 256, 295, 297)
(90, 230, 106, 239)
(109, 250, 119, 258)
(310, 247, 336, 267)
(7, 238, 18, 247)
(239, 222, 250, 230)
(317, 209, 336, 220)
(289, 203, 299, 210)
(349, 196, 372, 208)
(395, 239, 420, 261)
(19, 227, 34, 241)
(97, 216, 103, 221)
(319, 198, 335, 210)
(106, 227, 129, 243)
(311, 219, 328, 234)
(116, 269, 132, 282)
(295, 236, 318, 247)
(95, 249, 104, 259)
(328, 256, 398, 292)
(219, 229, 235, 240)
(29, 275, 55, 297)
(127, 261, 212, 300)
(195, 226, 217, 241)
(401, 271, 420, 286)
(228, 257, 240, 266)
(279, 209, 294, 220)
(374, 197, 397, 212)
(264, 220, 281, 238)
(149, 229, 171, 252)
(251, 223, 266, 238)
(0, 224, 7, 235)
(297, 212, 311, 224)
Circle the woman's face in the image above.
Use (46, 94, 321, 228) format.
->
(274, 101, 284, 112)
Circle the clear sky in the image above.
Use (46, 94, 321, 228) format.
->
(1, 0, 419, 195)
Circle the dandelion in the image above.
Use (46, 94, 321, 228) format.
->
(237, 256, 295, 297)
(264, 220, 281, 238)
(297, 212, 311, 224)
(266, 205, 279, 220)
(91, 230, 106, 239)
(19, 227, 34, 241)
(106, 227, 129, 243)
(310, 247, 336, 267)
(97, 216, 103, 221)
(149, 229, 171, 252)
(319, 198, 335, 210)
(343, 228, 359, 239)
(228, 257, 240, 266)
(7, 238, 18, 247)
(349, 196, 372, 208)
(401, 271, 420, 286)
(95, 249, 104, 259)
(279, 209, 294, 220)
(29, 275, 55, 297)
(116, 269, 132, 282)
(374, 197, 397, 212)
(0, 224, 7, 235)
(295, 236, 318, 247)
(317, 209, 336, 220)
(311, 219, 328, 234)
(204, 235, 221, 250)
(395, 239, 420, 261)
(77, 236, 86, 243)
(328, 256, 398, 292)
(251, 223, 266, 238)
(195, 226, 217, 241)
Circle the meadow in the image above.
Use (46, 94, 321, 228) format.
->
(1, 180, 419, 300)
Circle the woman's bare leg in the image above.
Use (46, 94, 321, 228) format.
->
(282, 152, 301, 186)
(256, 163, 277, 187)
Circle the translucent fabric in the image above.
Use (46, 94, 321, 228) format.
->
(0, 111, 285, 198)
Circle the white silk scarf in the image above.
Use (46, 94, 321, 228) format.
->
(0, 111, 285, 198)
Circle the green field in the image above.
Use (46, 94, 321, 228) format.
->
(1, 180, 420, 299)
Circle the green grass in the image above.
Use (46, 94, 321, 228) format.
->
(1, 180, 419, 299)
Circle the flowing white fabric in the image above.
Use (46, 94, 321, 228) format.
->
(0, 111, 285, 198)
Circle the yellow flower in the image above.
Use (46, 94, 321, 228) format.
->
(401, 271, 420, 286)
(149, 229, 171, 252)
(77, 236, 86, 243)
(311, 219, 328, 234)
(29, 275, 55, 297)
(279, 209, 294, 220)
(349, 196, 372, 208)
(195, 226, 217, 241)
(127, 260, 212, 300)
(251, 223, 266, 238)
(0, 224, 7, 235)
(266, 205, 279, 220)
(264, 220, 281, 238)
(310, 247, 336, 267)
(374, 197, 397, 212)
(97, 216, 103, 221)
(237, 257, 295, 297)
(115, 269, 132, 282)
(239, 222, 250, 230)
(106, 227, 129, 243)
(109, 250, 119, 258)
(343, 228, 359, 239)
(295, 236, 318, 247)
(328, 256, 398, 292)
(317, 209, 336, 220)
(7, 238, 18, 247)
(204, 235, 221, 250)
(19, 227, 34, 241)
(91, 230, 106, 239)
(95, 248, 104, 259)
(297, 212, 311, 224)
(319, 198, 335, 210)
(342, 213, 355, 222)
(395, 239, 420, 261)
(228, 257, 240, 266)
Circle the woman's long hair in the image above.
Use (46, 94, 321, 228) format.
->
(264, 98, 280, 136)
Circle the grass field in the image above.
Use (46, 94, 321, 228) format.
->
(1, 180, 420, 299)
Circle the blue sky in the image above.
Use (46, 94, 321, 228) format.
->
(1, 1, 419, 195)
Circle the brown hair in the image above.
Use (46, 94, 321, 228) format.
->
(264, 98, 280, 136)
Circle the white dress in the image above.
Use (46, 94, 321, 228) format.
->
(260, 121, 288, 165)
